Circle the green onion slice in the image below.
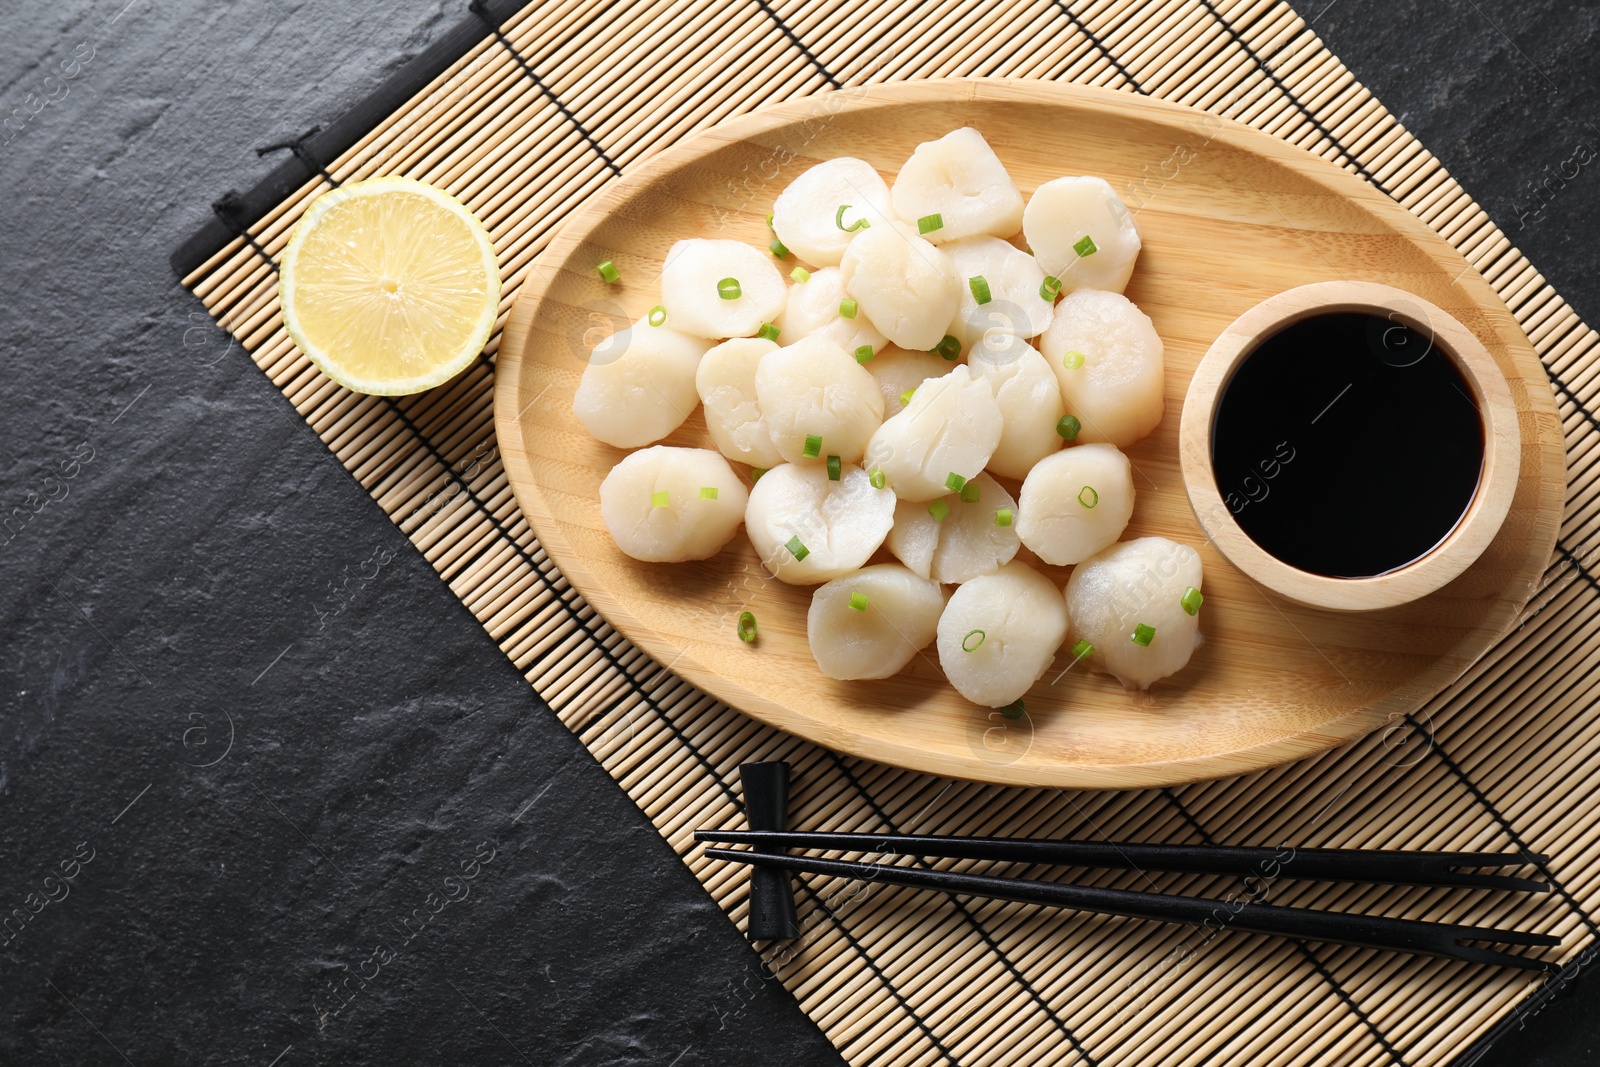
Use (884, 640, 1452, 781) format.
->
(1074, 234, 1098, 257)
(769, 237, 789, 258)
(757, 322, 780, 341)
(839, 298, 858, 319)
(785, 535, 810, 561)
(648, 305, 667, 327)
(699, 486, 719, 500)
(959, 480, 980, 503)
(868, 468, 887, 490)
(1062, 350, 1085, 370)
(1072, 638, 1094, 660)
(1000, 699, 1025, 720)
(962, 629, 986, 652)
(835, 204, 870, 232)
(932, 335, 961, 361)
(650, 490, 669, 508)
(717, 277, 742, 300)
(1131, 623, 1156, 646)
(854, 344, 874, 363)
(945, 472, 967, 493)
(928, 499, 950, 522)
(1056, 414, 1081, 441)
(917, 213, 943, 235)
(597, 259, 620, 283)
(994, 507, 1013, 527)
(899, 387, 916, 408)
(968, 275, 992, 305)
(791, 266, 811, 283)
(802, 434, 823, 459)
(848, 592, 869, 612)
(1078, 485, 1099, 509)
(738, 611, 758, 642)
(826, 455, 842, 481)
(1181, 586, 1204, 616)
(750, 467, 767, 484)
(766, 212, 775, 231)
(1040, 275, 1062, 301)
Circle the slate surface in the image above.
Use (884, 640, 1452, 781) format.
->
(0, 2, 1593, 1064)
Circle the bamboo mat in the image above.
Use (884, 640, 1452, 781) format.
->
(173, 2, 1600, 1063)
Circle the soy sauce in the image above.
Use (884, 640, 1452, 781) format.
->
(1210, 312, 1483, 579)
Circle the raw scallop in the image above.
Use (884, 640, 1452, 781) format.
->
(890, 127, 1025, 244)
(754, 335, 885, 465)
(1065, 537, 1203, 689)
(887, 473, 1019, 584)
(839, 219, 960, 351)
(1022, 176, 1142, 294)
(1016, 443, 1135, 565)
(772, 266, 887, 358)
(744, 463, 895, 584)
(770, 157, 896, 267)
(573, 317, 709, 448)
(966, 331, 1065, 479)
(863, 364, 1003, 501)
(695, 337, 784, 468)
(806, 564, 945, 680)
(660, 238, 786, 338)
(936, 561, 1069, 707)
(599, 446, 749, 562)
(865, 346, 952, 416)
(943, 235, 1053, 350)
(1040, 289, 1165, 449)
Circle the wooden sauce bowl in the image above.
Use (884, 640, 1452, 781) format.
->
(1179, 281, 1521, 612)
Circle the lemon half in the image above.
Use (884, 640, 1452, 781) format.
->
(281, 176, 501, 395)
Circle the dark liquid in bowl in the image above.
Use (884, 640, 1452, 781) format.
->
(1210, 312, 1484, 578)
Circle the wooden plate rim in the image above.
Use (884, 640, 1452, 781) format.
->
(492, 78, 1563, 788)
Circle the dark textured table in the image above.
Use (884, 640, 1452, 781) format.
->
(1, 2, 1594, 1064)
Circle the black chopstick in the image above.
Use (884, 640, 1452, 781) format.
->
(703, 848, 1559, 971)
(693, 830, 1549, 893)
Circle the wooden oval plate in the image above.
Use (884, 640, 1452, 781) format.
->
(494, 80, 1563, 789)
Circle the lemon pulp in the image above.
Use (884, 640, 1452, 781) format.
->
(281, 177, 500, 395)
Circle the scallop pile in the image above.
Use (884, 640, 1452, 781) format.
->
(577, 127, 1206, 711)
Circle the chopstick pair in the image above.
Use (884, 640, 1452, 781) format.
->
(696, 829, 1558, 971)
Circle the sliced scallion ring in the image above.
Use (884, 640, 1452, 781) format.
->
(597, 259, 620, 283)
(1078, 485, 1099, 509)
(1056, 415, 1081, 441)
(928, 499, 950, 522)
(1073, 234, 1098, 257)
(737, 611, 758, 642)
(962, 629, 986, 652)
(1180, 587, 1204, 616)
(785, 535, 810, 561)
(802, 434, 823, 459)
(917, 213, 943, 235)
(756, 322, 780, 341)
(835, 204, 870, 232)
(826, 455, 841, 481)
(791, 266, 811, 283)
(1040, 275, 1062, 301)
(1131, 623, 1156, 646)
(968, 275, 992, 305)
(717, 277, 742, 300)
(994, 507, 1013, 527)
(848, 592, 869, 612)
(648, 305, 667, 327)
